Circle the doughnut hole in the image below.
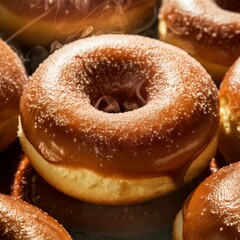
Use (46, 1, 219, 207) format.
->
(215, 0, 240, 12)
(81, 52, 149, 113)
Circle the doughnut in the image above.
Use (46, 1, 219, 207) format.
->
(0, 194, 72, 239)
(11, 155, 215, 237)
(173, 162, 240, 240)
(0, 39, 28, 153)
(219, 57, 240, 164)
(0, 0, 157, 47)
(19, 34, 219, 205)
(158, 0, 240, 83)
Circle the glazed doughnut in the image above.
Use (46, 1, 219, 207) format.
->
(0, 39, 28, 153)
(158, 0, 240, 83)
(0, 0, 157, 47)
(0, 194, 72, 239)
(11, 155, 214, 237)
(19, 34, 219, 205)
(219, 57, 240, 164)
(173, 162, 240, 240)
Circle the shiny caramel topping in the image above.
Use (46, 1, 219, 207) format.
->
(0, 194, 72, 239)
(20, 34, 219, 179)
(182, 162, 240, 239)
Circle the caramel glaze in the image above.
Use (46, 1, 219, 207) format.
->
(159, 0, 240, 66)
(11, 156, 214, 237)
(182, 162, 240, 239)
(20, 35, 219, 181)
(0, 39, 27, 120)
(0, 0, 151, 21)
(0, 194, 72, 240)
(219, 57, 240, 163)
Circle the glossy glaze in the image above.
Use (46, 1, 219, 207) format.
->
(182, 162, 240, 239)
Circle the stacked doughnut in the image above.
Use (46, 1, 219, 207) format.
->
(159, 0, 240, 83)
(11, 155, 214, 237)
(18, 34, 219, 205)
(173, 162, 240, 240)
(0, 194, 72, 239)
(0, 39, 28, 152)
(0, 0, 157, 47)
(219, 57, 240, 164)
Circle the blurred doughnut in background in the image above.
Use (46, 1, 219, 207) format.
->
(219, 57, 240, 164)
(0, 0, 158, 47)
(0, 39, 28, 153)
(158, 0, 240, 84)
